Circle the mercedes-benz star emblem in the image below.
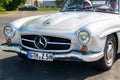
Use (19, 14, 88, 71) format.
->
(34, 36, 47, 49)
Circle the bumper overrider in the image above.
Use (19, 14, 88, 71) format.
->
(0, 44, 104, 62)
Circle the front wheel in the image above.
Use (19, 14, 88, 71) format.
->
(96, 34, 116, 70)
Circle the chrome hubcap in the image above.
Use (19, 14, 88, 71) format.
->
(106, 40, 114, 64)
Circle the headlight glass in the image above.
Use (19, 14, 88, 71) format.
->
(78, 31, 90, 44)
(4, 26, 15, 39)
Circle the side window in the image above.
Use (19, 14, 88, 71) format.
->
(108, 0, 119, 11)
(115, 0, 119, 12)
(119, 0, 120, 12)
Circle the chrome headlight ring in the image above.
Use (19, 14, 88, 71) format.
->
(4, 26, 16, 39)
(78, 31, 90, 44)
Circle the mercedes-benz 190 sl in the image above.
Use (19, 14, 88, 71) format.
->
(1, 0, 120, 70)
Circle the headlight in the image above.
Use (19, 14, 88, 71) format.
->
(4, 26, 15, 39)
(78, 31, 90, 44)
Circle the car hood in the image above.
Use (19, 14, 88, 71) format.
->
(21, 12, 116, 30)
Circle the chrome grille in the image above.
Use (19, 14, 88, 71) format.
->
(21, 35, 71, 50)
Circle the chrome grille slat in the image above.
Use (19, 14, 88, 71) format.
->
(21, 38, 35, 42)
(21, 35, 71, 50)
(47, 42, 71, 45)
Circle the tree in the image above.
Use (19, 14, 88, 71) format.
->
(56, 0, 65, 8)
(3, 0, 26, 11)
(34, 0, 38, 7)
(0, 0, 12, 10)
(0, 2, 2, 10)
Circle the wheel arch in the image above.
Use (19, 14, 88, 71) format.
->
(112, 33, 118, 54)
(104, 33, 118, 54)
(99, 28, 120, 53)
(96, 33, 117, 70)
(100, 28, 120, 38)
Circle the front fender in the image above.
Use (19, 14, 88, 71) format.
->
(6, 15, 44, 29)
(99, 27, 120, 53)
(3, 15, 45, 45)
(100, 28, 120, 38)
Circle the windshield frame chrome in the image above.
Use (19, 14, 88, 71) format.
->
(60, 0, 120, 14)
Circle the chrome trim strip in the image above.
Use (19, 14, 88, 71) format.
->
(54, 52, 104, 62)
(21, 44, 71, 53)
(21, 38, 34, 42)
(0, 45, 27, 55)
(0, 45, 104, 62)
(47, 42, 71, 45)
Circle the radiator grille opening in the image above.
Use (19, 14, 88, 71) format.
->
(21, 35, 71, 50)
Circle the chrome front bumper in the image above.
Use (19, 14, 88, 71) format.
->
(0, 45, 104, 62)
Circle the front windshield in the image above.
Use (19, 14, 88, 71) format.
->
(61, 0, 118, 13)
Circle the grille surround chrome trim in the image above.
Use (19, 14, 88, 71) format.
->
(20, 35, 72, 53)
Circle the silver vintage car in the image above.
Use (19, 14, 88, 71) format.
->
(1, 0, 120, 70)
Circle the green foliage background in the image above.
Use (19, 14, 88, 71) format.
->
(56, 0, 65, 7)
(0, 0, 65, 11)
(0, 0, 26, 11)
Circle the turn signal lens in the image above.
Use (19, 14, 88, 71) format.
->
(81, 45, 87, 52)
(6, 39, 11, 45)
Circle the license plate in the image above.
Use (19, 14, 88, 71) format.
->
(27, 51, 53, 61)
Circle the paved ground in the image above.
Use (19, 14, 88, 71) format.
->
(1, 11, 120, 80)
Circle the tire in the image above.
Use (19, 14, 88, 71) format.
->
(96, 34, 117, 70)
(18, 53, 28, 60)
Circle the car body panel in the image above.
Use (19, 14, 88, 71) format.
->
(18, 5, 38, 11)
(2, 11, 120, 60)
(20, 12, 118, 30)
(1, 0, 120, 63)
